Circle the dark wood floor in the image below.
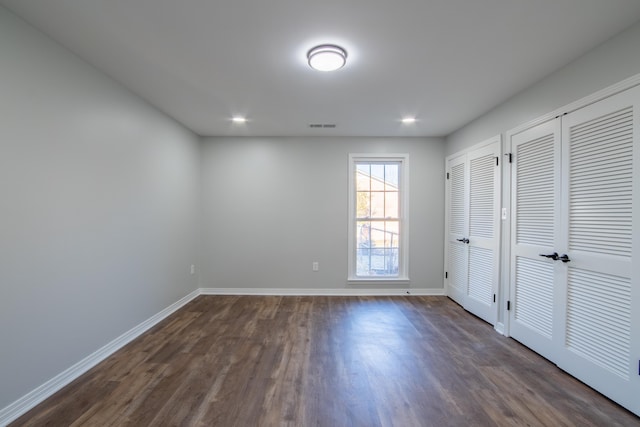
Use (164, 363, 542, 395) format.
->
(10, 296, 640, 426)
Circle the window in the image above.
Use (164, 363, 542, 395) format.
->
(348, 154, 409, 281)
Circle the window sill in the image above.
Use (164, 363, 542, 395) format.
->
(347, 277, 410, 285)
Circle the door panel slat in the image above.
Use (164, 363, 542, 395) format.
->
(566, 268, 631, 380)
(468, 247, 493, 305)
(469, 154, 495, 238)
(514, 257, 554, 338)
(569, 106, 633, 257)
(449, 163, 465, 236)
(516, 134, 555, 247)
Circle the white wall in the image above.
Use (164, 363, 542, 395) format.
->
(8, 2, 638, 417)
(200, 136, 445, 292)
(0, 7, 200, 409)
(446, 21, 640, 154)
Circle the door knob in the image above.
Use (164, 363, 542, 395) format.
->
(456, 238, 470, 244)
(539, 252, 559, 261)
(559, 254, 571, 263)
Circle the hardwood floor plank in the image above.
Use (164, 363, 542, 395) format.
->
(9, 296, 640, 427)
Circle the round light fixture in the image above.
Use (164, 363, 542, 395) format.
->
(307, 44, 347, 72)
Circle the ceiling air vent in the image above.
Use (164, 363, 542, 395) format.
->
(309, 124, 337, 128)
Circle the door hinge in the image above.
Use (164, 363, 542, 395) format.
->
(496, 156, 499, 166)
(507, 300, 511, 311)
(504, 153, 513, 163)
(493, 294, 496, 303)
(446, 172, 449, 180)
(445, 271, 448, 279)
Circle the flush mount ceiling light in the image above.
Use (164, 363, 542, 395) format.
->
(307, 44, 347, 72)
(231, 116, 247, 123)
(401, 117, 417, 124)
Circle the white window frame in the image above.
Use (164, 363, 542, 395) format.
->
(348, 153, 409, 282)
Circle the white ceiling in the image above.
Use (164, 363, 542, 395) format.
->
(3, 0, 640, 137)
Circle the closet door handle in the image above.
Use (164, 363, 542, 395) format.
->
(559, 254, 571, 263)
(539, 252, 559, 261)
(456, 238, 470, 244)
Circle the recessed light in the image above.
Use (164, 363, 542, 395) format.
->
(307, 44, 347, 72)
(401, 117, 417, 124)
(231, 116, 247, 123)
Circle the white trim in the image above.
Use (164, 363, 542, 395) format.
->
(0, 289, 201, 427)
(494, 322, 505, 336)
(347, 153, 410, 281)
(507, 73, 640, 137)
(199, 287, 445, 296)
(347, 277, 410, 284)
(446, 133, 503, 162)
(500, 131, 512, 337)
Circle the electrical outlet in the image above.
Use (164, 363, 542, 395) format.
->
(190, 264, 195, 275)
(312, 262, 319, 272)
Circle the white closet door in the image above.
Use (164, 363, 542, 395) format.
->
(509, 119, 562, 362)
(465, 142, 500, 324)
(555, 85, 640, 415)
(445, 139, 500, 325)
(446, 154, 468, 305)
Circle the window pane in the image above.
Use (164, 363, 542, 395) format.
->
(371, 164, 385, 190)
(356, 191, 370, 218)
(357, 221, 372, 248)
(370, 224, 385, 249)
(385, 192, 398, 218)
(386, 248, 399, 274)
(357, 248, 399, 276)
(385, 221, 400, 248)
(357, 164, 370, 173)
(356, 248, 370, 276)
(356, 164, 370, 191)
(371, 192, 384, 217)
(385, 164, 399, 189)
(370, 248, 386, 272)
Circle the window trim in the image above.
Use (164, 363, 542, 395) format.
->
(348, 153, 409, 282)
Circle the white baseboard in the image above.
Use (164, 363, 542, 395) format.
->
(199, 287, 445, 296)
(494, 322, 505, 336)
(0, 289, 201, 427)
(0, 286, 445, 425)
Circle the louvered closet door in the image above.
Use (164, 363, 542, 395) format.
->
(555, 85, 640, 415)
(465, 142, 500, 324)
(446, 154, 468, 305)
(509, 119, 562, 362)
